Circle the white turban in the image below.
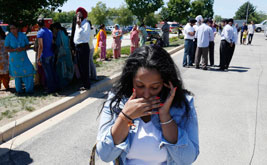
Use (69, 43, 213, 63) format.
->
(195, 15, 203, 23)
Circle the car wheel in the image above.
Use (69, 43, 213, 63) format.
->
(256, 28, 261, 32)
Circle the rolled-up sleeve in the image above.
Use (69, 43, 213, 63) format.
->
(96, 93, 130, 162)
(160, 97, 199, 164)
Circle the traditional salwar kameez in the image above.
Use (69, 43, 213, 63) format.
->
(5, 32, 35, 93)
(55, 30, 74, 88)
(95, 29, 107, 60)
(0, 39, 10, 89)
(112, 29, 122, 59)
(130, 29, 139, 54)
(139, 26, 148, 47)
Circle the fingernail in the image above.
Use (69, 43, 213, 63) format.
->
(160, 103, 164, 106)
(133, 88, 135, 93)
(174, 87, 177, 91)
(156, 96, 160, 99)
(155, 112, 159, 114)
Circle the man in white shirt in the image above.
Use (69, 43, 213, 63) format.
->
(193, 15, 203, 64)
(219, 19, 234, 71)
(247, 21, 255, 45)
(182, 18, 197, 67)
(74, 7, 91, 89)
(226, 19, 237, 69)
(208, 19, 217, 66)
(195, 18, 214, 70)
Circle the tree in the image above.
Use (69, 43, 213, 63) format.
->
(125, 0, 164, 23)
(167, 0, 191, 23)
(49, 11, 75, 23)
(214, 15, 222, 22)
(114, 6, 134, 26)
(88, 2, 109, 25)
(144, 13, 159, 27)
(256, 11, 267, 23)
(190, 0, 214, 18)
(159, 7, 171, 21)
(0, 0, 67, 27)
(234, 1, 257, 22)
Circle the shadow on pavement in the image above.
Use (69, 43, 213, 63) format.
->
(229, 66, 251, 69)
(209, 67, 249, 73)
(0, 148, 33, 165)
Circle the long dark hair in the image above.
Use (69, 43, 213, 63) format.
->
(51, 22, 68, 36)
(100, 45, 192, 120)
(0, 27, 6, 39)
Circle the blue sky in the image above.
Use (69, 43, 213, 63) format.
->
(58, 0, 267, 18)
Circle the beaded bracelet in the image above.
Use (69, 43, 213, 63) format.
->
(160, 118, 173, 125)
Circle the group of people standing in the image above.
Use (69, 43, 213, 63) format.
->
(183, 15, 217, 70)
(183, 15, 251, 72)
(0, 7, 97, 94)
(240, 21, 255, 45)
(0, 6, 159, 94)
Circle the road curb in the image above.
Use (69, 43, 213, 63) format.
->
(0, 44, 184, 145)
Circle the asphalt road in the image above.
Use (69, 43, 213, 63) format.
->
(1, 33, 267, 164)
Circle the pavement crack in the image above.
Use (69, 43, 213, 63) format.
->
(249, 48, 264, 165)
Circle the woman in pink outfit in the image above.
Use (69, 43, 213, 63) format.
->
(112, 24, 122, 59)
(95, 24, 107, 61)
(130, 24, 139, 54)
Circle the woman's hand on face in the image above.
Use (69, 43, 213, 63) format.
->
(122, 89, 162, 119)
(158, 81, 177, 116)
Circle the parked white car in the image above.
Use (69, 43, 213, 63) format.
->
(264, 26, 267, 37)
(255, 20, 267, 32)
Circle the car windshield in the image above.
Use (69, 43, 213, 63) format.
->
(170, 24, 178, 27)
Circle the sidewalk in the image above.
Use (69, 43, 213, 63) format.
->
(185, 33, 267, 164)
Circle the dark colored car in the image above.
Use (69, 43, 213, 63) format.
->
(127, 26, 133, 32)
(146, 27, 161, 41)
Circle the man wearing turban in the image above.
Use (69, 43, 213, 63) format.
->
(73, 7, 91, 90)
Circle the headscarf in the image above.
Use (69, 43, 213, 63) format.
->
(76, 7, 88, 19)
(114, 24, 123, 40)
(115, 24, 120, 29)
(95, 28, 107, 52)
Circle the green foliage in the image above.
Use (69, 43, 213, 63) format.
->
(256, 11, 267, 24)
(167, 0, 191, 23)
(113, 6, 134, 26)
(178, 35, 184, 39)
(234, 2, 257, 22)
(121, 46, 131, 55)
(159, 7, 171, 21)
(89, 2, 109, 25)
(125, 0, 164, 23)
(190, 0, 204, 18)
(202, 0, 214, 18)
(214, 15, 223, 22)
(0, 0, 68, 27)
(52, 11, 75, 23)
(144, 13, 160, 27)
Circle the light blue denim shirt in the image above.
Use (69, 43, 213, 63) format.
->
(96, 92, 199, 165)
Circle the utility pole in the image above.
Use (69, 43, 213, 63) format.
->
(245, 1, 249, 23)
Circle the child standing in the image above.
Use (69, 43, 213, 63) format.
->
(242, 30, 247, 45)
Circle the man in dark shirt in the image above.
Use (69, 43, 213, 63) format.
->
(240, 22, 247, 44)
